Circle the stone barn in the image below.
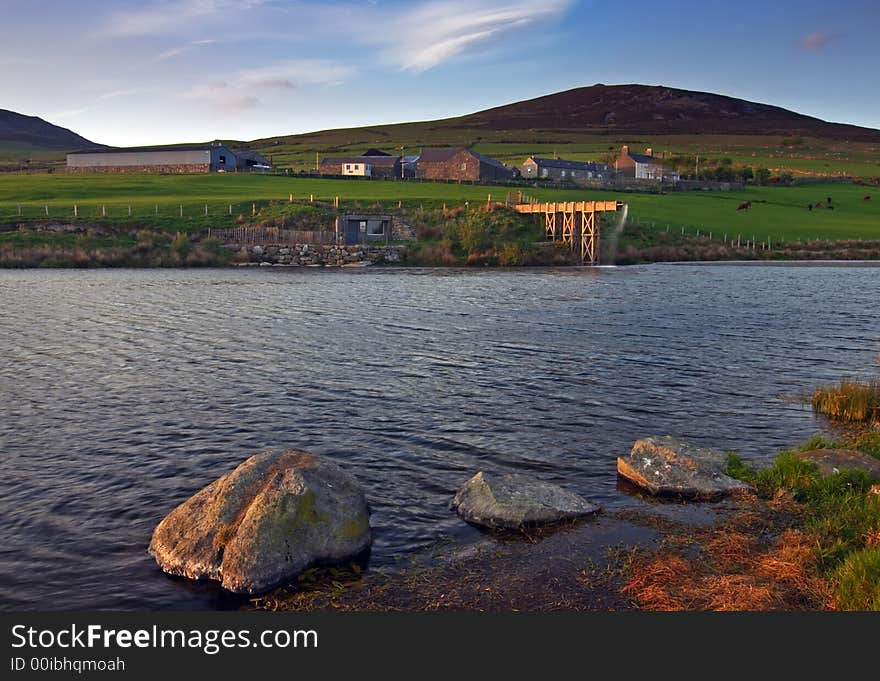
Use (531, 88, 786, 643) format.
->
(416, 147, 513, 182)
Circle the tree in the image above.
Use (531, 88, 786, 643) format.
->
(754, 168, 771, 185)
(737, 167, 754, 183)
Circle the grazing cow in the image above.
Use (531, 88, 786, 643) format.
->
(865, 195, 872, 201)
(827, 197, 833, 204)
(815, 201, 824, 208)
(736, 201, 752, 211)
(807, 203, 813, 211)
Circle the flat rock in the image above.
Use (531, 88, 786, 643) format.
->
(149, 450, 371, 594)
(795, 448, 880, 482)
(617, 436, 751, 499)
(451, 471, 600, 530)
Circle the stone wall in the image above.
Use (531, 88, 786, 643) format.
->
(232, 243, 408, 267)
(66, 164, 211, 174)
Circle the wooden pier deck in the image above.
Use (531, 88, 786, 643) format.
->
(513, 200, 622, 265)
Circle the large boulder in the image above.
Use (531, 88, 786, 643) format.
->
(795, 448, 880, 482)
(149, 450, 371, 594)
(451, 471, 600, 530)
(617, 436, 751, 499)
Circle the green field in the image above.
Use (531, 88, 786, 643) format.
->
(0, 174, 878, 245)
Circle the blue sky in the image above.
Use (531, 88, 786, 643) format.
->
(2, 0, 878, 146)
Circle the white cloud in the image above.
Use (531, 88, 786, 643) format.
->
(52, 107, 90, 120)
(178, 59, 353, 112)
(154, 38, 217, 61)
(100, 88, 141, 100)
(366, 0, 574, 72)
(100, 0, 264, 37)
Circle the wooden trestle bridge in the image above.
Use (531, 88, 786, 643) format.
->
(513, 200, 623, 265)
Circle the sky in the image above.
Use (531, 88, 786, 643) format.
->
(2, 0, 878, 146)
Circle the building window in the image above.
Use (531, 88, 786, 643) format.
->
(359, 221, 367, 232)
(367, 221, 385, 236)
(219, 155, 226, 164)
(460, 163, 467, 171)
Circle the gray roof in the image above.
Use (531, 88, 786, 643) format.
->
(235, 149, 272, 165)
(68, 142, 232, 155)
(321, 155, 400, 167)
(626, 151, 664, 165)
(419, 147, 509, 171)
(526, 156, 609, 171)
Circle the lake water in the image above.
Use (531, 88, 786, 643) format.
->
(1, 264, 878, 610)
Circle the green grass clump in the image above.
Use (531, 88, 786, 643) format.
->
(812, 379, 880, 423)
(726, 438, 880, 609)
(835, 547, 880, 611)
(726, 450, 821, 496)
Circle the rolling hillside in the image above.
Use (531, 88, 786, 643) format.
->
(250, 84, 880, 177)
(0, 109, 103, 171)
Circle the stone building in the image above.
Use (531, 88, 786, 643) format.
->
(416, 147, 513, 182)
(615, 146, 678, 181)
(521, 156, 611, 181)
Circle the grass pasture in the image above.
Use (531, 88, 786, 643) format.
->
(0, 174, 877, 247)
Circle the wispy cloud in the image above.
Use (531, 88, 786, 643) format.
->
(154, 38, 216, 61)
(178, 59, 353, 112)
(369, 0, 574, 72)
(99, 88, 140, 100)
(100, 0, 264, 37)
(237, 60, 354, 89)
(801, 31, 834, 51)
(52, 107, 90, 120)
(181, 80, 260, 110)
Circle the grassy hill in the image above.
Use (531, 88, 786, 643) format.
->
(0, 109, 103, 171)
(249, 85, 880, 178)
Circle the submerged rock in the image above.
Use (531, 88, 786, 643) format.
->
(451, 471, 600, 530)
(617, 436, 751, 499)
(149, 450, 371, 594)
(795, 448, 880, 482)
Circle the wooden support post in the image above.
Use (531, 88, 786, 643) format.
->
(289, 193, 293, 203)
(74, 205, 77, 218)
(252, 203, 256, 216)
(103, 205, 107, 218)
(204, 204, 208, 216)
(128, 205, 132, 217)
(45, 204, 49, 216)
(179, 205, 183, 218)
(309, 194, 314, 203)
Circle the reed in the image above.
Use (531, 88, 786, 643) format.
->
(812, 379, 880, 423)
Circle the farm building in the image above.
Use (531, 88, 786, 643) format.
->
(615, 146, 679, 181)
(417, 147, 513, 182)
(521, 156, 611, 181)
(336, 213, 392, 245)
(66, 142, 271, 174)
(319, 155, 402, 179)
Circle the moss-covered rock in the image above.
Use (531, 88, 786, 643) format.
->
(148, 450, 371, 594)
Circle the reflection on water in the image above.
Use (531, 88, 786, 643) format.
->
(0, 264, 877, 610)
